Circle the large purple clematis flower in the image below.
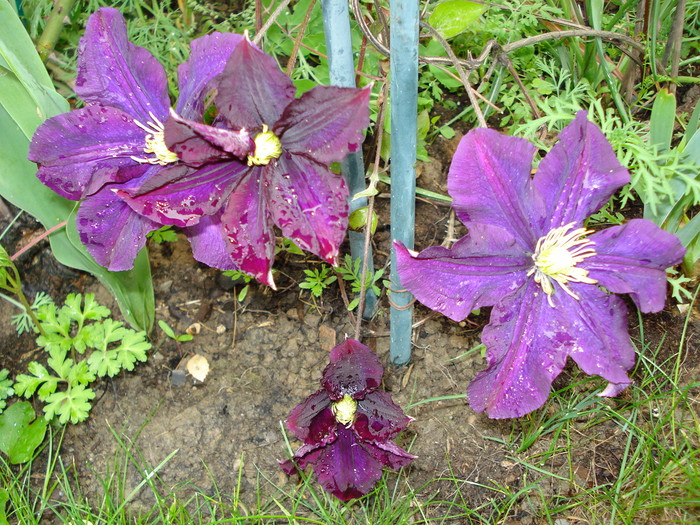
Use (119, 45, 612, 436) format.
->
(28, 8, 250, 270)
(280, 338, 415, 501)
(117, 38, 370, 286)
(395, 112, 686, 419)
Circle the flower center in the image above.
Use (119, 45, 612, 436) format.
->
(131, 112, 179, 165)
(528, 222, 597, 307)
(247, 124, 282, 166)
(331, 394, 357, 427)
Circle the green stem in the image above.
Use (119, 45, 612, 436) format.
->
(35, 0, 77, 63)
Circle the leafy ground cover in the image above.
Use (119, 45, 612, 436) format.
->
(0, 0, 698, 522)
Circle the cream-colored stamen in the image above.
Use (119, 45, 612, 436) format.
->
(131, 111, 179, 165)
(331, 394, 357, 427)
(247, 124, 282, 166)
(528, 222, 597, 307)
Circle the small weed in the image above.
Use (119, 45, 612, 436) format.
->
(336, 255, 385, 311)
(298, 265, 337, 298)
(158, 320, 193, 342)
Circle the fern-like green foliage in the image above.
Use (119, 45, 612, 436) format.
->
(13, 293, 151, 424)
(0, 370, 14, 414)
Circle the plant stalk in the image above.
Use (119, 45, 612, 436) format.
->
(35, 0, 77, 63)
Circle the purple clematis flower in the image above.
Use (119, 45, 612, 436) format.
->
(395, 112, 686, 419)
(117, 37, 371, 286)
(28, 8, 250, 270)
(280, 338, 415, 501)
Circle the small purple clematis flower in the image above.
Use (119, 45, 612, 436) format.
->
(395, 112, 686, 419)
(117, 37, 371, 287)
(28, 8, 250, 270)
(280, 338, 415, 501)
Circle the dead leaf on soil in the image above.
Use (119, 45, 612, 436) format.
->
(187, 354, 210, 382)
(318, 325, 336, 352)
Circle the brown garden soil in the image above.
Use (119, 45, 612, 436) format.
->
(1, 133, 699, 523)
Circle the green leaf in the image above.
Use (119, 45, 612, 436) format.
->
(43, 384, 95, 424)
(429, 1, 486, 39)
(0, 401, 47, 463)
(0, 486, 9, 525)
(0, 4, 154, 333)
(649, 88, 676, 154)
(348, 207, 378, 234)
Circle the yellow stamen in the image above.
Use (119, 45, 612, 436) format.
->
(247, 124, 282, 166)
(331, 394, 357, 427)
(528, 222, 597, 307)
(131, 112, 179, 165)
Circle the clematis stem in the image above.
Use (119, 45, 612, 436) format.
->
(389, 0, 419, 365)
(322, 0, 378, 319)
(36, 0, 77, 63)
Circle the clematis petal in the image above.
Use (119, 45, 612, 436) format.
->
(76, 177, 161, 271)
(533, 112, 630, 229)
(275, 85, 370, 164)
(296, 425, 386, 501)
(394, 224, 531, 322)
(164, 111, 254, 166)
(556, 283, 635, 392)
(176, 32, 245, 120)
(183, 213, 239, 270)
(218, 171, 277, 287)
(29, 105, 149, 200)
(118, 162, 248, 226)
(321, 339, 383, 400)
(76, 8, 169, 123)
(286, 390, 336, 445)
(354, 390, 413, 442)
(364, 439, 416, 470)
(447, 127, 542, 248)
(215, 37, 296, 130)
(583, 219, 685, 312)
(468, 281, 570, 419)
(268, 154, 348, 265)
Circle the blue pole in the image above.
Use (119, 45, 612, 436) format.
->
(389, 0, 418, 364)
(321, 0, 377, 319)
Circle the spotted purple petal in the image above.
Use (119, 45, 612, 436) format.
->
(76, 176, 161, 271)
(533, 111, 630, 229)
(354, 390, 413, 442)
(583, 219, 685, 312)
(468, 280, 569, 419)
(268, 154, 348, 266)
(447, 127, 542, 248)
(321, 339, 383, 400)
(215, 37, 296, 130)
(164, 111, 254, 166)
(29, 105, 148, 200)
(76, 8, 169, 123)
(285, 390, 336, 446)
(176, 32, 245, 120)
(118, 162, 248, 226)
(276, 85, 371, 164)
(394, 223, 531, 322)
(183, 213, 240, 270)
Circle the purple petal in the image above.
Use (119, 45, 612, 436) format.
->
(583, 219, 685, 312)
(394, 223, 531, 322)
(276, 85, 370, 164)
(468, 281, 569, 419)
(76, 178, 161, 271)
(215, 37, 296, 129)
(447, 127, 542, 247)
(364, 439, 416, 470)
(218, 171, 277, 287)
(268, 154, 348, 265)
(557, 284, 635, 392)
(533, 112, 630, 229)
(29, 106, 148, 200)
(289, 425, 385, 501)
(354, 390, 412, 442)
(176, 32, 245, 120)
(285, 390, 336, 445)
(76, 8, 169, 123)
(118, 162, 248, 226)
(321, 339, 383, 400)
(164, 111, 254, 166)
(183, 213, 240, 270)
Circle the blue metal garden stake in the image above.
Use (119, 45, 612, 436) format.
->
(321, 0, 377, 319)
(389, 0, 418, 364)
